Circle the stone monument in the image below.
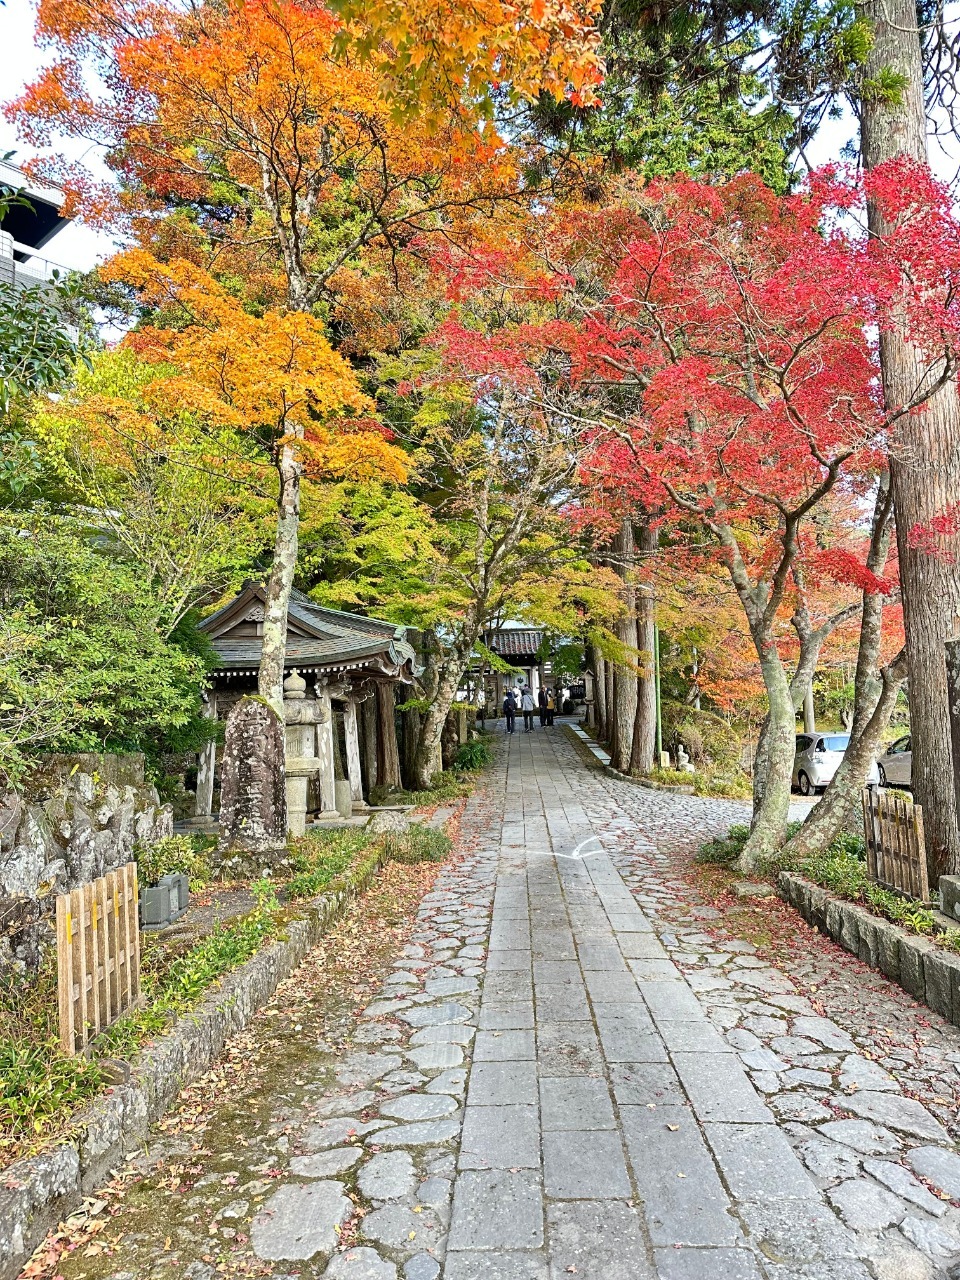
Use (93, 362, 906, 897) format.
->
(217, 697, 287, 855)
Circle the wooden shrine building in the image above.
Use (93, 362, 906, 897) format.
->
(195, 584, 416, 831)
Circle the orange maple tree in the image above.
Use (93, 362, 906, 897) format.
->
(8, 0, 602, 753)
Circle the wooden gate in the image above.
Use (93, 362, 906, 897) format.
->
(862, 787, 930, 901)
(56, 863, 141, 1055)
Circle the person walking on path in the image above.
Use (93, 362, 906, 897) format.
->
(538, 686, 548, 727)
(502, 689, 516, 734)
(521, 686, 536, 731)
(546, 688, 556, 726)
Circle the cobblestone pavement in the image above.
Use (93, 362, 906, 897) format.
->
(57, 725, 960, 1280)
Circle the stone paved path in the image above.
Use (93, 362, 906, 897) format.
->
(53, 724, 960, 1280)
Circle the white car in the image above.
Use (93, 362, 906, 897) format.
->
(877, 734, 912, 787)
(792, 733, 880, 796)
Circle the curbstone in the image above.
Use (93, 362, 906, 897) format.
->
(876, 922, 901, 983)
(855, 909, 881, 970)
(838, 900, 860, 957)
(923, 947, 960, 1023)
(899, 935, 935, 1001)
(0, 852, 386, 1280)
(777, 871, 960, 1032)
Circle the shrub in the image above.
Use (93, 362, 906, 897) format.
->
(453, 739, 492, 772)
(790, 832, 960, 945)
(662, 700, 745, 772)
(135, 834, 211, 891)
(697, 823, 751, 865)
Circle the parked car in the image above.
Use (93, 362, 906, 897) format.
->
(792, 733, 880, 796)
(877, 734, 912, 787)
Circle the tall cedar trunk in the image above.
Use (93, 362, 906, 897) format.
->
(376, 681, 402, 791)
(594, 651, 608, 740)
(630, 522, 657, 775)
(361, 692, 378, 794)
(610, 521, 638, 772)
(737, 648, 796, 871)
(400, 704, 421, 789)
(861, 0, 960, 878)
(786, 482, 897, 855)
(258, 446, 301, 716)
(604, 646, 615, 746)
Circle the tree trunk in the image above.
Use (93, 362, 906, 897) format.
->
(784, 651, 908, 860)
(787, 480, 896, 852)
(258, 444, 301, 716)
(604, 645, 615, 746)
(861, 0, 960, 879)
(376, 681, 402, 791)
(400, 703, 421, 790)
(594, 650, 608, 741)
(610, 520, 637, 772)
(217, 441, 298, 861)
(630, 521, 658, 775)
(736, 650, 796, 871)
(412, 664, 464, 789)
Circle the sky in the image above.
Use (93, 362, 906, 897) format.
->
(0, 0, 117, 273)
(0, 0, 955, 273)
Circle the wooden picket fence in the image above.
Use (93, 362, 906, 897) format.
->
(862, 787, 930, 901)
(56, 863, 141, 1055)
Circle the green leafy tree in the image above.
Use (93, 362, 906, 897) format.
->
(33, 349, 275, 632)
(0, 513, 214, 783)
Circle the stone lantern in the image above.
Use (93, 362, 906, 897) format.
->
(283, 669, 328, 838)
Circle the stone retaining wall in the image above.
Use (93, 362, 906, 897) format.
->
(0, 848, 385, 1280)
(779, 869, 960, 1029)
(0, 754, 172, 970)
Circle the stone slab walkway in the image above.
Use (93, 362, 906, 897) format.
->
(438, 727, 960, 1280)
(49, 724, 960, 1280)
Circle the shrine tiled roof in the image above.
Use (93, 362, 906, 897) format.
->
(199, 584, 417, 679)
(485, 628, 544, 659)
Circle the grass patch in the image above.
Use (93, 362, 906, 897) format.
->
(382, 825, 452, 864)
(646, 766, 752, 800)
(0, 964, 104, 1159)
(786, 836, 952, 941)
(700, 817, 960, 953)
(92, 877, 284, 1062)
(286, 826, 373, 900)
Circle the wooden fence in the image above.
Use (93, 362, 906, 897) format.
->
(862, 787, 930, 901)
(56, 863, 141, 1055)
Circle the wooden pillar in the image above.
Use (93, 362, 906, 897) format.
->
(343, 699, 364, 803)
(378, 681, 403, 791)
(194, 694, 217, 817)
(315, 686, 336, 812)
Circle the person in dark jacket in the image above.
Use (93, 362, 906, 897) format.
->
(502, 690, 516, 734)
(537, 686, 547, 726)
